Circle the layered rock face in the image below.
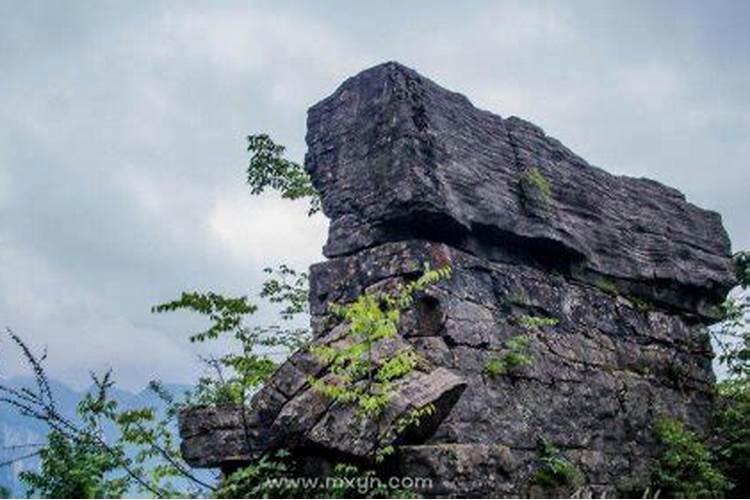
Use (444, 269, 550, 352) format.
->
(180, 62, 736, 496)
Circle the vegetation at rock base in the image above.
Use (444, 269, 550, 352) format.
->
(216, 454, 414, 499)
(649, 418, 730, 498)
(713, 380, 750, 497)
(639, 251, 750, 498)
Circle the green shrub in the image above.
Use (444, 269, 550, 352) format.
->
(714, 381, 750, 497)
(650, 417, 730, 498)
(530, 439, 582, 489)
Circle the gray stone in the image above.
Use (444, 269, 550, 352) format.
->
(179, 63, 736, 496)
(305, 62, 735, 319)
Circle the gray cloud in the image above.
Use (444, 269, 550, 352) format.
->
(1, 0, 747, 390)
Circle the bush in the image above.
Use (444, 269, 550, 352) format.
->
(714, 381, 750, 497)
(650, 417, 730, 498)
(529, 439, 582, 493)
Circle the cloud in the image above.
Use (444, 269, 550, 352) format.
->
(209, 191, 326, 268)
(0, 0, 747, 390)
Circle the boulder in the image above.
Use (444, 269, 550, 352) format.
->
(179, 63, 736, 496)
(305, 62, 735, 319)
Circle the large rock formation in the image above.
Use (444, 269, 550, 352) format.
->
(180, 63, 736, 496)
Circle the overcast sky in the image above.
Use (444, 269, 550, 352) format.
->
(1, 0, 748, 390)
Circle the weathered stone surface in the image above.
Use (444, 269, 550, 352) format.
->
(179, 405, 256, 468)
(180, 63, 736, 496)
(179, 324, 466, 468)
(305, 62, 735, 319)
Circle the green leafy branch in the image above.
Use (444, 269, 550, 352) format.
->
(310, 264, 451, 420)
(246, 133, 321, 216)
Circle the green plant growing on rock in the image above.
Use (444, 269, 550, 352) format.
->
(735, 250, 750, 286)
(309, 264, 451, 458)
(375, 403, 437, 463)
(485, 335, 532, 376)
(215, 451, 301, 498)
(530, 439, 582, 489)
(519, 166, 553, 206)
(649, 417, 730, 498)
(518, 314, 559, 329)
(246, 133, 321, 216)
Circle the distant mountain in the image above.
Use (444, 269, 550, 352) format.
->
(0, 377, 199, 497)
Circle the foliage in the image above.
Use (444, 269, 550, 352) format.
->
(517, 314, 558, 329)
(713, 380, 750, 497)
(650, 417, 730, 498)
(530, 439, 581, 489)
(309, 264, 451, 461)
(519, 167, 552, 206)
(260, 264, 310, 321)
(0, 331, 211, 498)
(0, 485, 8, 499)
(310, 264, 451, 420)
(246, 133, 321, 216)
(321, 462, 415, 498)
(217, 455, 414, 499)
(19, 429, 127, 499)
(375, 403, 436, 463)
(709, 251, 750, 496)
(215, 451, 301, 498)
(152, 292, 257, 343)
(152, 265, 310, 406)
(485, 335, 532, 376)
